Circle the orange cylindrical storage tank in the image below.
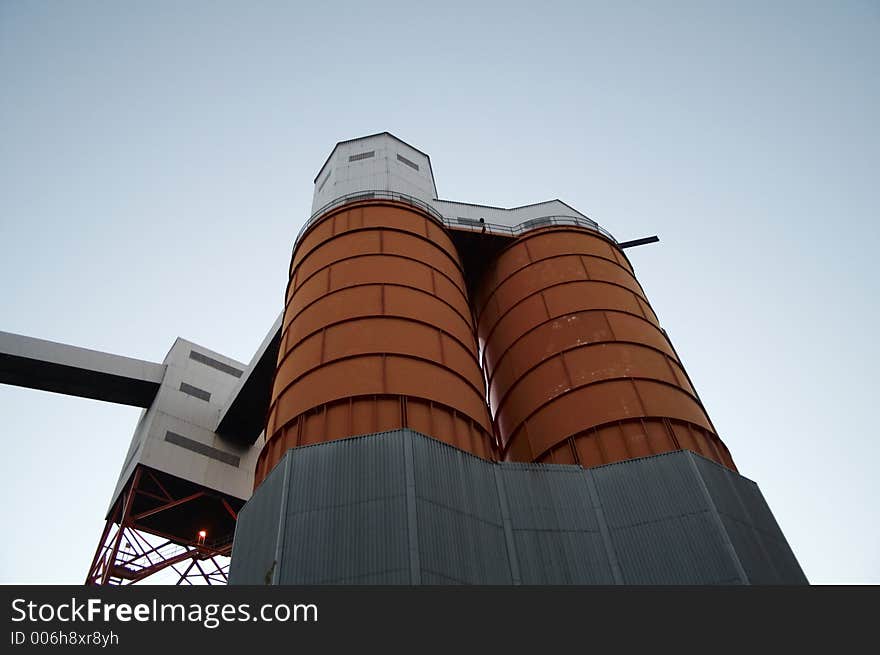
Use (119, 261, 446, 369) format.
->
(256, 200, 495, 486)
(474, 226, 735, 471)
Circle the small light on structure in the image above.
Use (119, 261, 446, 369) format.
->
(197, 530, 206, 545)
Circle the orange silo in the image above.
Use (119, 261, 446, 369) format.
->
(256, 199, 495, 486)
(474, 225, 736, 470)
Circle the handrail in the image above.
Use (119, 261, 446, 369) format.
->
(295, 190, 617, 250)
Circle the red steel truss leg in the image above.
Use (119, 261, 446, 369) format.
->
(85, 465, 238, 585)
(100, 468, 142, 585)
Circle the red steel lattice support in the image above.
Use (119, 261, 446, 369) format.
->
(85, 465, 236, 586)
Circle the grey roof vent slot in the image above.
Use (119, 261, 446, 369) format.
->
(397, 154, 419, 171)
(180, 381, 211, 402)
(349, 151, 375, 162)
(189, 350, 243, 378)
(164, 431, 240, 467)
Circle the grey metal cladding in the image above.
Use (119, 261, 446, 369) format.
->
(416, 499, 511, 584)
(420, 571, 469, 585)
(500, 464, 612, 584)
(163, 430, 240, 467)
(228, 455, 285, 584)
(227, 432, 806, 585)
(500, 464, 598, 531)
(278, 431, 410, 584)
(179, 381, 211, 402)
(691, 454, 807, 584)
(592, 452, 709, 528)
(411, 433, 501, 524)
(610, 512, 743, 585)
(396, 153, 419, 171)
(690, 455, 752, 522)
(733, 478, 785, 535)
(592, 453, 740, 584)
(759, 532, 808, 584)
(280, 497, 409, 584)
(322, 570, 411, 585)
(286, 429, 406, 512)
(514, 530, 614, 585)
(719, 514, 782, 584)
(188, 350, 244, 378)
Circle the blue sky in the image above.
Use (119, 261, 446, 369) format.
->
(1, 1, 877, 584)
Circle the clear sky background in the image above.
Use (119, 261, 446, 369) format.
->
(1, 1, 877, 584)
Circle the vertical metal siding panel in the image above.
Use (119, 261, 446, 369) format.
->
(760, 535, 809, 584)
(500, 464, 598, 531)
(410, 430, 510, 584)
(513, 530, 613, 584)
(691, 454, 750, 522)
(592, 452, 741, 584)
(415, 499, 511, 584)
(411, 430, 502, 524)
(286, 429, 406, 511)
(592, 452, 709, 528)
(727, 468, 794, 536)
(718, 514, 781, 584)
(281, 497, 409, 584)
(228, 452, 285, 584)
(497, 463, 614, 584)
(610, 512, 742, 584)
(692, 454, 808, 584)
(732, 475, 807, 583)
(279, 431, 409, 584)
(231, 433, 804, 585)
(333, 570, 411, 585)
(420, 571, 465, 585)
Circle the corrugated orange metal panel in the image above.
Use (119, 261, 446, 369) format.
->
(475, 226, 735, 471)
(257, 201, 495, 487)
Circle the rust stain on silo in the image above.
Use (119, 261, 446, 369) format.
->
(474, 226, 736, 470)
(256, 200, 495, 486)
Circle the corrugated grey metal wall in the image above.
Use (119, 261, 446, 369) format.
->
(228, 430, 806, 585)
